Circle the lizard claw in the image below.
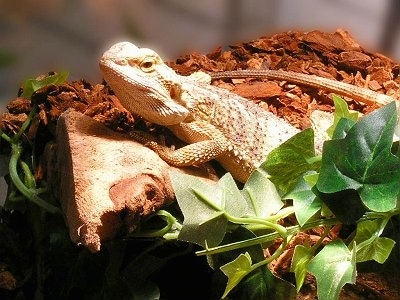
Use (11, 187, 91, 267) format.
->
(129, 130, 175, 151)
(128, 130, 155, 144)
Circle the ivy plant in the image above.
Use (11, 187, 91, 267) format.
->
(0, 72, 68, 213)
(144, 96, 400, 299)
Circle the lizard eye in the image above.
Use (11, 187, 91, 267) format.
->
(140, 59, 155, 72)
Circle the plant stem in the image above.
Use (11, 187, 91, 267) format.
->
(9, 143, 60, 214)
(0, 129, 12, 143)
(131, 210, 182, 238)
(228, 214, 287, 237)
(196, 217, 341, 256)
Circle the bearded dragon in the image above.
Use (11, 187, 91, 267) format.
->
(99, 42, 397, 183)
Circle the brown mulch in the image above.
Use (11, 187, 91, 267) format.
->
(1, 29, 400, 299)
(170, 29, 399, 125)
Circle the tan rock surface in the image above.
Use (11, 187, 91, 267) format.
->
(57, 110, 189, 252)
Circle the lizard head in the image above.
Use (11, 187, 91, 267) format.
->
(99, 42, 189, 125)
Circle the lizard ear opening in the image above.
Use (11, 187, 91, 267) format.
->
(169, 84, 182, 101)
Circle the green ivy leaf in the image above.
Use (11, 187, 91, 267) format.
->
(261, 128, 320, 193)
(317, 189, 366, 224)
(331, 117, 356, 140)
(307, 240, 356, 300)
(217, 172, 248, 217)
(220, 252, 253, 298)
(316, 102, 400, 213)
(284, 171, 323, 226)
(170, 171, 227, 247)
(21, 71, 69, 99)
(170, 171, 247, 247)
(220, 252, 296, 299)
(326, 95, 359, 138)
(232, 265, 296, 300)
(290, 244, 314, 292)
(351, 218, 395, 263)
(241, 168, 284, 218)
(204, 226, 268, 300)
(206, 226, 266, 270)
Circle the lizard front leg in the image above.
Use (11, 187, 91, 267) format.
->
(146, 140, 225, 166)
(136, 121, 229, 166)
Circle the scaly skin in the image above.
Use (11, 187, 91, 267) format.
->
(99, 42, 397, 183)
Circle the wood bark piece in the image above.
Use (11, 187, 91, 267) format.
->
(56, 109, 211, 252)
